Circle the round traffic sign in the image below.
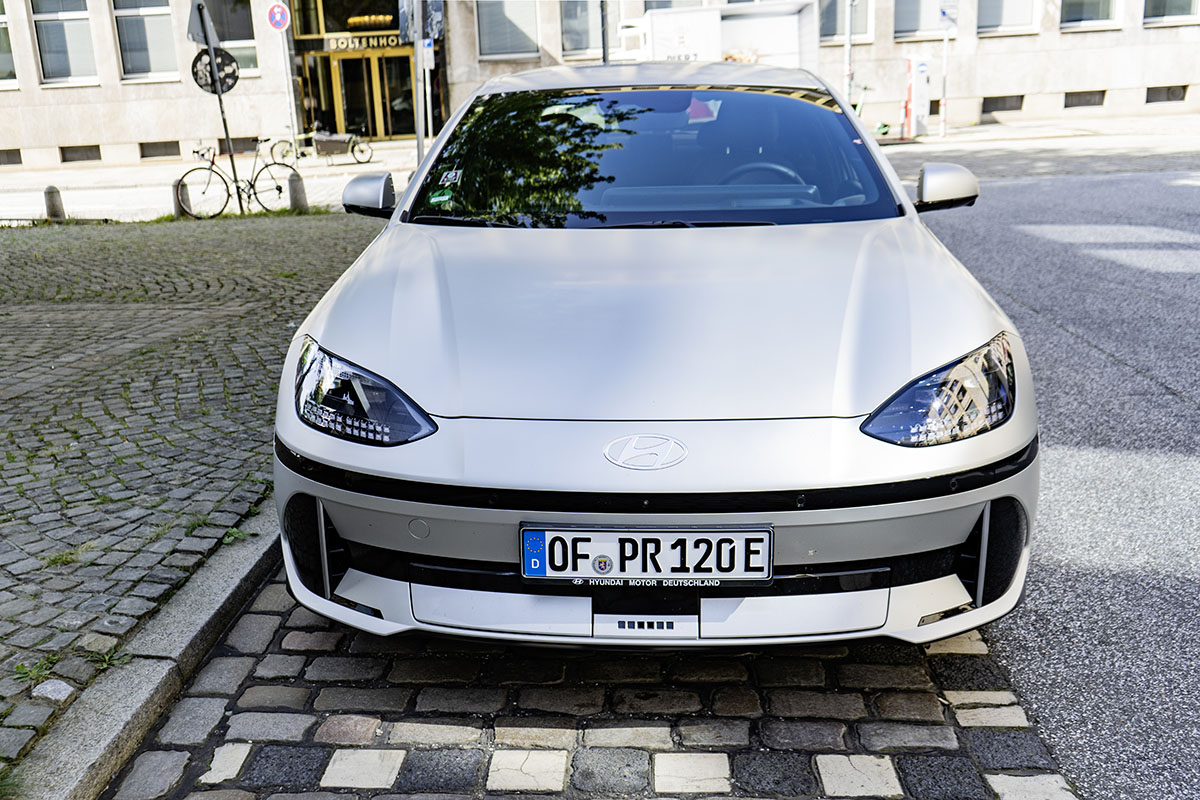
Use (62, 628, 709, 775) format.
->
(191, 47, 239, 95)
(267, 3, 290, 30)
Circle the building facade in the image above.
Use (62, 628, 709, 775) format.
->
(443, 0, 1199, 129)
(1, 0, 1196, 169)
(0, 0, 303, 167)
(0, 0, 448, 167)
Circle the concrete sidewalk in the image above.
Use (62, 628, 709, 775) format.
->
(881, 113, 1200, 181)
(916, 111, 1200, 143)
(0, 139, 423, 223)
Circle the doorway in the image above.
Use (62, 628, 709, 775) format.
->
(331, 51, 416, 139)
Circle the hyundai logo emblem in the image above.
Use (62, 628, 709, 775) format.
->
(604, 434, 688, 471)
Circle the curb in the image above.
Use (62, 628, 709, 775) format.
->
(12, 504, 282, 800)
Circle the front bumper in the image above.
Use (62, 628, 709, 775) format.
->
(273, 433, 1039, 646)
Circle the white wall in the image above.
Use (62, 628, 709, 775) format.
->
(0, 0, 295, 166)
(816, 0, 1200, 127)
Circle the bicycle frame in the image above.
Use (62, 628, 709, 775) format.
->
(193, 141, 269, 202)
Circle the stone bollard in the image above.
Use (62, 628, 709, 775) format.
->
(172, 179, 190, 218)
(288, 171, 308, 213)
(44, 186, 65, 221)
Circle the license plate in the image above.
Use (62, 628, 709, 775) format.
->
(520, 527, 772, 583)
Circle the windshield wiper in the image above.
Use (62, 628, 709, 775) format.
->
(409, 215, 522, 228)
(596, 220, 778, 229)
(596, 220, 697, 228)
(692, 220, 777, 227)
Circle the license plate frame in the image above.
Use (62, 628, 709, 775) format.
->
(519, 525, 774, 586)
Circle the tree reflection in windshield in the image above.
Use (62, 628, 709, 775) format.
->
(411, 92, 641, 228)
(408, 86, 900, 228)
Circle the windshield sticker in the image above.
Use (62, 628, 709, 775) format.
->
(428, 188, 454, 205)
(439, 169, 462, 185)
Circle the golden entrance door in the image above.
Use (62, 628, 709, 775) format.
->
(330, 50, 417, 139)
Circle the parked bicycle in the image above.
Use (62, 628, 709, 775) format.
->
(176, 138, 301, 219)
(270, 128, 373, 166)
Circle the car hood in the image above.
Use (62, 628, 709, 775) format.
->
(302, 218, 1011, 421)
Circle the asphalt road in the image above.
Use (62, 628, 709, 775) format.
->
(920, 169, 1200, 800)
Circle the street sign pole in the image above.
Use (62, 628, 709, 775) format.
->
(422, 40, 433, 143)
(940, 29, 948, 138)
(842, 0, 853, 103)
(600, 0, 609, 65)
(268, 3, 298, 156)
(938, 0, 956, 138)
(282, 28, 297, 154)
(199, 1, 243, 213)
(412, 0, 425, 164)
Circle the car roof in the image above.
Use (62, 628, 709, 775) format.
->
(477, 62, 829, 96)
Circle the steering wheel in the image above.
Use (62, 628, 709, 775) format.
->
(718, 162, 805, 185)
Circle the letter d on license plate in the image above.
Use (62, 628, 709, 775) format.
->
(521, 528, 772, 582)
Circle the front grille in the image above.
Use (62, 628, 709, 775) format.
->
(283, 490, 1028, 615)
(283, 491, 961, 609)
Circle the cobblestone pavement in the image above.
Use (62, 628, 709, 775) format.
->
(1, 184, 1091, 800)
(103, 569, 1079, 800)
(0, 215, 385, 769)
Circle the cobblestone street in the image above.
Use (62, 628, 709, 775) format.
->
(0, 216, 385, 775)
(103, 569, 1073, 800)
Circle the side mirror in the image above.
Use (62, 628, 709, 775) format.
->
(342, 172, 395, 218)
(915, 163, 979, 212)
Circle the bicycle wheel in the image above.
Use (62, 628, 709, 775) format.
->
(177, 167, 230, 219)
(351, 138, 373, 163)
(252, 162, 300, 212)
(270, 139, 294, 164)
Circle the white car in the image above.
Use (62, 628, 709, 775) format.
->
(273, 62, 1039, 646)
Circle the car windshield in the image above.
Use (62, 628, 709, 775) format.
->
(408, 86, 901, 229)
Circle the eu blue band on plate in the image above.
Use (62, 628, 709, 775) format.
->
(523, 530, 546, 576)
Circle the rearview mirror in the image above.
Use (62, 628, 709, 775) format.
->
(343, 172, 395, 218)
(915, 163, 979, 212)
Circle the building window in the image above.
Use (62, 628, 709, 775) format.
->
(0, 148, 21, 164)
(139, 140, 181, 157)
(1064, 89, 1105, 107)
(645, 1, 703, 8)
(977, 0, 1033, 30)
(1146, 84, 1188, 102)
(114, 0, 176, 76)
(477, 0, 538, 57)
(218, 136, 257, 154)
(894, 0, 942, 35)
(820, 0, 869, 38)
(0, 0, 16, 83)
(322, 0, 396, 35)
(207, 0, 257, 71)
(1061, 0, 1113, 24)
(32, 0, 98, 81)
(981, 94, 1024, 113)
(561, 0, 601, 52)
(1144, 0, 1197, 17)
(60, 144, 102, 161)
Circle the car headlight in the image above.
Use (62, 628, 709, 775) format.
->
(861, 333, 1016, 447)
(295, 336, 436, 446)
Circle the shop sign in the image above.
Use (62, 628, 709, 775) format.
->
(299, 34, 407, 52)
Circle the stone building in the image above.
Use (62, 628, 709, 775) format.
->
(442, 0, 1199, 128)
(1, 0, 1196, 169)
(1, 0, 300, 167)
